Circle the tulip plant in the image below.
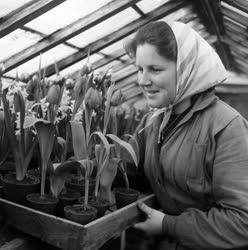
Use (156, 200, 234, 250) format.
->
(1, 78, 37, 181)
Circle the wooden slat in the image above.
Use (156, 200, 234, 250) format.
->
(216, 83, 248, 94)
(116, 72, 138, 89)
(224, 37, 248, 55)
(0, 194, 157, 250)
(35, 0, 189, 77)
(113, 66, 137, 82)
(0, 0, 66, 39)
(222, 0, 248, 15)
(83, 194, 157, 249)
(221, 4, 248, 27)
(1, 0, 141, 73)
(223, 16, 248, 34)
(224, 20, 248, 41)
(197, 0, 232, 69)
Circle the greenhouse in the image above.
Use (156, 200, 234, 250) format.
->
(0, 0, 248, 249)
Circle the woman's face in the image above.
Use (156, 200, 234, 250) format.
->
(135, 43, 177, 108)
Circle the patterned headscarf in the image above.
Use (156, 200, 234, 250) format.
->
(141, 21, 228, 142)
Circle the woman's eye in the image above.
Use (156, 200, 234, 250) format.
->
(151, 67, 161, 72)
(137, 67, 143, 73)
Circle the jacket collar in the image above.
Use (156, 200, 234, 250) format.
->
(176, 88, 218, 128)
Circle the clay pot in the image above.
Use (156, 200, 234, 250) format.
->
(64, 204, 97, 225)
(57, 191, 81, 217)
(89, 197, 110, 218)
(2, 172, 40, 204)
(114, 187, 140, 209)
(65, 176, 95, 196)
(26, 193, 58, 214)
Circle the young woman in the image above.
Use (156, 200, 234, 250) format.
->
(125, 21, 248, 249)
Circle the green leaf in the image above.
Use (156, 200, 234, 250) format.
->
(35, 121, 55, 196)
(49, 160, 81, 197)
(106, 134, 138, 166)
(70, 120, 87, 160)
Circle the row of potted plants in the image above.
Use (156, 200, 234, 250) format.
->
(0, 56, 146, 225)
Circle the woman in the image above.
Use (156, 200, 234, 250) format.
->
(125, 21, 248, 249)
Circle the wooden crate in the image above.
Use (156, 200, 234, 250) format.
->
(0, 194, 157, 250)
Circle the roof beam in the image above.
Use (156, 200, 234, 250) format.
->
(1, 0, 141, 73)
(38, 0, 188, 77)
(196, 0, 232, 69)
(132, 5, 146, 17)
(21, 26, 81, 51)
(222, 0, 248, 15)
(0, 0, 66, 38)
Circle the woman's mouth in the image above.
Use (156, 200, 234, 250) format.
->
(146, 90, 159, 97)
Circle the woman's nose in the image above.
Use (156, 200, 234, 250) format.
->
(138, 72, 151, 87)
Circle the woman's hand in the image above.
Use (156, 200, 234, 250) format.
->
(133, 202, 165, 235)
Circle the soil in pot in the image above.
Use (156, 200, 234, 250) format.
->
(26, 193, 58, 214)
(65, 176, 95, 196)
(64, 204, 97, 225)
(2, 173, 40, 204)
(56, 191, 81, 218)
(89, 197, 110, 218)
(114, 187, 140, 209)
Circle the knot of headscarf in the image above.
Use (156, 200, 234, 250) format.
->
(139, 21, 227, 143)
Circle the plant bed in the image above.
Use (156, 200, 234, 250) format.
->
(0, 193, 157, 250)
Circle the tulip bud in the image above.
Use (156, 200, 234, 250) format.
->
(20, 73, 30, 82)
(0, 110, 4, 123)
(110, 89, 125, 106)
(81, 61, 92, 75)
(13, 91, 25, 113)
(65, 78, 74, 89)
(0, 63, 5, 77)
(74, 75, 87, 96)
(46, 84, 61, 105)
(84, 87, 102, 110)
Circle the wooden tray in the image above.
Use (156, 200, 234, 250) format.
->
(0, 194, 157, 250)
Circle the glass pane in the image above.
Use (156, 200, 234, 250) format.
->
(67, 8, 139, 47)
(0, 0, 31, 18)
(25, 0, 112, 34)
(6, 44, 77, 77)
(159, 5, 194, 24)
(137, 0, 171, 14)
(53, 53, 103, 79)
(0, 29, 41, 61)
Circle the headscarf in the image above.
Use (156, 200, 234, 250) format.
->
(140, 21, 228, 142)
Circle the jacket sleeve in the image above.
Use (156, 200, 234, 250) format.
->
(163, 116, 248, 249)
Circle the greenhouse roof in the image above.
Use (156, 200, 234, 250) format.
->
(0, 0, 248, 103)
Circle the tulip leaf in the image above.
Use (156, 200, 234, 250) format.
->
(35, 121, 55, 196)
(106, 134, 138, 167)
(70, 120, 87, 160)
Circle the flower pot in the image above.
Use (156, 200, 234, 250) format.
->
(26, 193, 58, 214)
(89, 197, 110, 218)
(26, 168, 50, 193)
(57, 191, 81, 217)
(2, 172, 40, 204)
(64, 204, 97, 225)
(65, 176, 95, 196)
(114, 187, 140, 209)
